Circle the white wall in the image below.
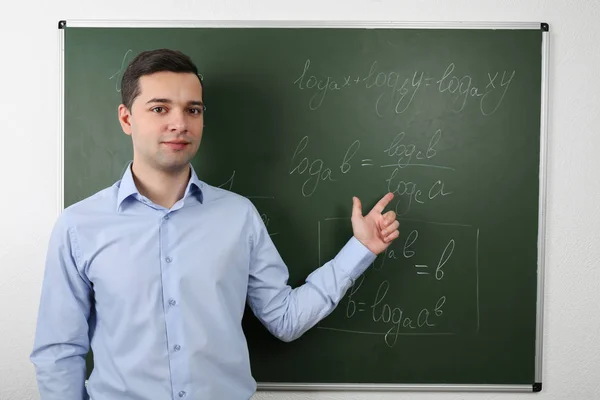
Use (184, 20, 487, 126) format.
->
(2, 0, 599, 399)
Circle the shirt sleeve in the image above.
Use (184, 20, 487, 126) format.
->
(30, 213, 92, 400)
(245, 201, 376, 342)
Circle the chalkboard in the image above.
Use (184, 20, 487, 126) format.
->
(59, 20, 549, 392)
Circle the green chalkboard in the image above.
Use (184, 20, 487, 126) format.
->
(61, 21, 548, 392)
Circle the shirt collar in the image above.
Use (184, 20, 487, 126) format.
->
(116, 162, 204, 212)
(185, 165, 205, 203)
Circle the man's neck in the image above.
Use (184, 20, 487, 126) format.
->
(130, 162, 191, 209)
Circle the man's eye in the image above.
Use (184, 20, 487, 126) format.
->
(189, 108, 203, 115)
(151, 107, 165, 113)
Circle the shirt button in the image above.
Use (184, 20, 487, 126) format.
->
(164, 214, 170, 220)
(178, 391, 186, 398)
(165, 257, 172, 263)
(174, 344, 181, 351)
(168, 299, 177, 306)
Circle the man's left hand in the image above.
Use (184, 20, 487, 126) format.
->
(351, 192, 400, 255)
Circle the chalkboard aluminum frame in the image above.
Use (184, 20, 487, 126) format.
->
(57, 19, 550, 393)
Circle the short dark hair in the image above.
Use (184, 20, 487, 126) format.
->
(120, 48, 203, 110)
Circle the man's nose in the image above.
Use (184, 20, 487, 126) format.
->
(168, 109, 188, 132)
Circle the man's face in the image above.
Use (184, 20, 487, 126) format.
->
(118, 71, 204, 174)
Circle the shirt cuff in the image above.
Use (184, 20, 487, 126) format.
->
(334, 236, 377, 281)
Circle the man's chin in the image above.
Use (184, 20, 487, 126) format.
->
(154, 158, 193, 174)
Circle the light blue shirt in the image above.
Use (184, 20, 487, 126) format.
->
(30, 163, 376, 400)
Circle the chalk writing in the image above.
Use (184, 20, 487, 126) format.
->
(340, 140, 360, 174)
(293, 59, 351, 110)
(261, 213, 270, 227)
(384, 169, 452, 216)
(289, 136, 336, 197)
(372, 246, 399, 271)
(260, 212, 280, 237)
(346, 274, 366, 318)
(344, 276, 447, 347)
(404, 229, 418, 258)
(318, 218, 479, 343)
(370, 281, 446, 347)
(290, 137, 375, 196)
(217, 170, 278, 235)
(363, 63, 424, 117)
(373, 229, 417, 271)
(415, 264, 430, 275)
(218, 170, 236, 191)
(109, 49, 133, 92)
(436, 239, 455, 280)
(293, 59, 515, 116)
(288, 127, 457, 202)
(480, 70, 515, 115)
(380, 128, 453, 171)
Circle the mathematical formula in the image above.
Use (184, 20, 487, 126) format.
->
(317, 220, 479, 347)
(293, 59, 515, 116)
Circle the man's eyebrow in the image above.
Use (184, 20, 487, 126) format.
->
(145, 98, 204, 107)
(146, 98, 172, 104)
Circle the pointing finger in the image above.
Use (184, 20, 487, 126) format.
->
(372, 192, 394, 215)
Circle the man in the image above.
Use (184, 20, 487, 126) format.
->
(30, 49, 400, 400)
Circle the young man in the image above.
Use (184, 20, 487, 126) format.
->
(30, 49, 400, 400)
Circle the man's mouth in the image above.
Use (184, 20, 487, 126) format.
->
(162, 141, 190, 151)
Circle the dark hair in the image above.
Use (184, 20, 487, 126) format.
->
(120, 48, 203, 110)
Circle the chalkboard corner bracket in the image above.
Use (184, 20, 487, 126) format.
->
(541, 22, 549, 31)
(58, 20, 67, 29)
(533, 382, 542, 392)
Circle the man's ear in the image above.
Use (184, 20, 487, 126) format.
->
(118, 104, 133, 135)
